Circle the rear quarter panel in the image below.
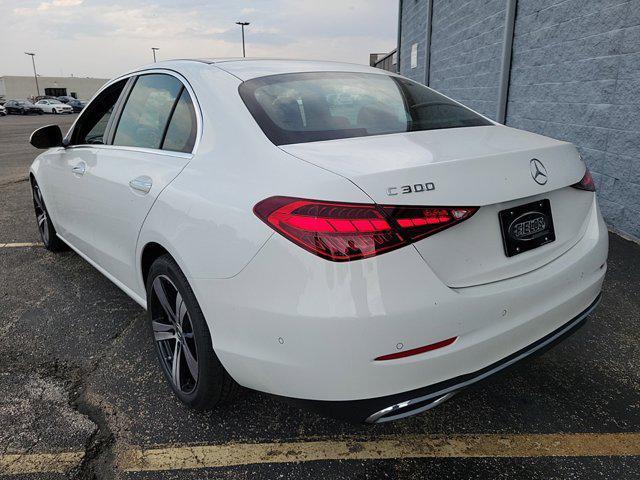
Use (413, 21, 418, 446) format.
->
(136, 64, 372, 297)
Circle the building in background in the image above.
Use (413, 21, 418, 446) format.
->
(370, 50, 398, 72)
(0, 76, 107, 103)
(390, 0, 639, 241)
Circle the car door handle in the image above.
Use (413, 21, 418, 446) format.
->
(129, 176, 153, 194)
(71, 162, 86, 175)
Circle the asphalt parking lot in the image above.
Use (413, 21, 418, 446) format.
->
(0, 114, 638, 479)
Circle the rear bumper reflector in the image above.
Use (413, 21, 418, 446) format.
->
(374, 336, 457, 361)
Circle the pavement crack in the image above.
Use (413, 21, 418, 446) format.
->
(66, 316, 141, 479)
(29, 360, 118, 480)
(0, 176, 29, 187)
(69, 383, 116, 480)
(63, 360, 116, 480)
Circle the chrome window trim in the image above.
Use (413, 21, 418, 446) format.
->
(63, 143, 193, 160)
(64, 67, 203, 156)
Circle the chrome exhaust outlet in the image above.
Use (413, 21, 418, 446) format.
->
(365, 391, 457, 424)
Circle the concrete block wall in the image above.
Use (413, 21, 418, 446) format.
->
(506, 0, 640, 240)
(429, 0, 506, 118)
(398, 0, 640, 241)
(399, 0, 429, 82)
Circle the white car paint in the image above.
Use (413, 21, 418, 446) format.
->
(192, 196, 606, 400)
(30, 59, 608, 422)
(35, 99, 73, 114)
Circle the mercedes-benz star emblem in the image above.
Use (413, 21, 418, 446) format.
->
(530, 158, 548, 185)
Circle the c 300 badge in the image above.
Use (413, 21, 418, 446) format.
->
(387, 182, 436, 196)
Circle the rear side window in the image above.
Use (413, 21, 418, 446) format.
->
(161, 89, 197, 153)
(239, 72, 492, 145)
(113, 74, 182, 150)
(112, 73, 197, 153)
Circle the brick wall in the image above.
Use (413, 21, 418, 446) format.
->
(398, 0, 640, 240)
(429, 0, 506, 118)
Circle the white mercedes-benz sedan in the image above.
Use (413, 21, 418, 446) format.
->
(29, 59, 608, 423)
(35, 99, 74, 114)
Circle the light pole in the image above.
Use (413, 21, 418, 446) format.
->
(24, 52, 40, 96)
(235, 22, 250, 57)
(151, 47, 160, 63)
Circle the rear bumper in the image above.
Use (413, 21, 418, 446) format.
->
(278, 294, 600, 423)
(192, 195, 608, 406)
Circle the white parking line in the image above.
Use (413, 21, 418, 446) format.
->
(1, 432, 639, 475)
(0, 242, 43, 248)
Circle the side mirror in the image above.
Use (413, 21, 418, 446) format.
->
(30, 125, 63, 149)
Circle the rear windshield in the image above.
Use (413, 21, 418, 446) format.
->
(239, 72, 492, 145)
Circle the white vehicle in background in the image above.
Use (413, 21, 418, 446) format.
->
(0, 104, 6, 116)
(27, 59, 607, 423)
(35, 99, 73, 114)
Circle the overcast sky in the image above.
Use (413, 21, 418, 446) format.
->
(1, 0, 398, 78)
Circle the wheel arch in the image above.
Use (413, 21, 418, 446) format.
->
(140, 241, 171, 287)
(28, 167, 59, 233)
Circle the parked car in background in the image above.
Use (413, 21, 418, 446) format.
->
(5, 100, 43, 115)
(56, 96, 76, 104)
(35, 99, 73, 114)
(66, 98, 86, 112)
(34, 95, 59, 103)
(0, 105, 6, 116)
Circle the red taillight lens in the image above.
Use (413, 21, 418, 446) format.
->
(382, 205, 477, 242)
(572, 168, 596, 192)
(254, 196, 478, 262)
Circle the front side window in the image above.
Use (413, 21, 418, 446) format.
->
(112, 74, 182, 150)
(239, 72, 492, 145)
(70, 79, 127, 145)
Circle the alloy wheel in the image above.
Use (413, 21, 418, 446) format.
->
(32, 184, 50, 245)
(150, 275, 199, 394)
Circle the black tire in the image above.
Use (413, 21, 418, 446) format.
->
(32, 180, 66, 252)
(146, 254, 240, 410)
(53, 109, 58, 114)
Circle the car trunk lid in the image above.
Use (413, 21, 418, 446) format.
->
(280, 125, 591, 287)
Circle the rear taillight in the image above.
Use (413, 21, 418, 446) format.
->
(254, 196, 477, 262)
(572, 168, 596, 192)
(381, 205, 477, 242)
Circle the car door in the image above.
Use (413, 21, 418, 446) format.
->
(67, 72, 199, 292)
(41, 79, 130, 254)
